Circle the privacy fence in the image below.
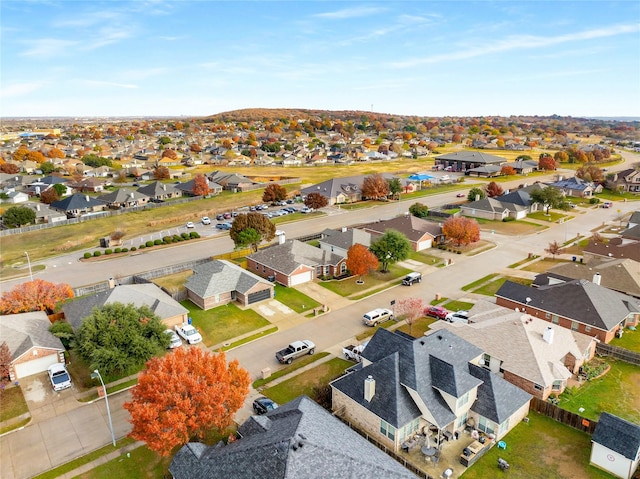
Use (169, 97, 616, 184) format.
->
(596, 342, 640, 366)
(529, 397, 598, 434)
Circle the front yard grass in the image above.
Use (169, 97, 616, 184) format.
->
(319, 264, 411, 298)
(73, 445, 171, 479)
(253, 352, 330, 389)
(395, 316, 438, 337)
(527, 211, 570, 223)
(468, 275, 533, 296)
(274, 284, 321, 313)
(262, 357, 352, 405)
(558, 359, 640, 424)
(407, 250, 444, 266)
(442, 300, 474, 312)
(461, 411, 614, 479)
(610, 327, 640, 352)
(181, 301, 270, 347)
(521, 258, 572, 273)
(0, 386, 28, 422)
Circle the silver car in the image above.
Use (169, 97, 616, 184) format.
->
(48, 363, 72, 391)
(164, 329, 182, 349)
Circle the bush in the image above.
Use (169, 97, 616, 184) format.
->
(138, 244, 145, 249)
(181, 232, 189, 239)
(93, 251, 101, 257)
(502, 216, 515, 222)
(146, 241, 154, 247)
(172, 235, 182, 242)
(114, 248, 122, 253)
(163, 236, 173, 244)
(130, 246, 137, 251)
(83, 252, 92, 259)
(589, 197, 600, 204)
(121, 247, 128, 253)
(154, 239, 162, 245)
(189, 231, 200, 239)
(105, 249, 112, 255)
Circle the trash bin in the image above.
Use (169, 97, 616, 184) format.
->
(572, 256, 576, 262)
(261, 368, 271, 379)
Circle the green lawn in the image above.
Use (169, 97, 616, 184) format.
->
(527, 211, 570, 223)
(558, 360, 640, 424)
(461, 412, 614, 479)
(469, 276, 532, 296)
(0, 386, 28, 422)
(181, 301, 270, 347)
(73, 445, 171, 479)
(407, 250, 445, 266)
(253, 352, 330, 389)
(462, 274, 499, 292)
(609, 327, 640, 352)
(442, 300, 474, 312)
(274, 284, 321, 313)
(319, 264, 411, 297)
(262, 357, 352, 404)
(395, 317, 438, 337)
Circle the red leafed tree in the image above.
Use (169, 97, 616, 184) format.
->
(485, 181, 504, 198)
(262, 183, 287, 203)
(124, 347, 250, 456)
(395, 297, 425, 336)
(192, 174, 210, 196)
(538, 156, 558, 171)
(0, 341, 12, 385)
(500, 165, 516, 176)
(442, 217, 480, 247)
(361, 173, 390, 200)
(1, 163, 20, 174)
(304, 192, 328, 210)
(154, 166, 170, 180)
(0, 279, 74, 314)
(346, 244, 379, 283)
(39, 187, 60, 204)
(161, 149, 178, 159)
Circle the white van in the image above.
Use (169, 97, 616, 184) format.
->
(362, 308, 394, 326)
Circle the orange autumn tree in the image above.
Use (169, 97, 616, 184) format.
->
(442, 216, 480, 248)
(124, 347, 250, 456)
(191, 174, 210, 196)
(346, 243, 379, 283)
(0, 279, 74, 314)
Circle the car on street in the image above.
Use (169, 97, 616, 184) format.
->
(164, 329, 183, 349)
(402, 272, 422, 286)
(253, 396, 279, 415)
(445, 310, 470, 323)
(425, 306, 449, 320)
(456, 193, 466, 198)
(201, 216, 211, 225)
(601, 201, 613, 209)
(362, 308, 394, 326)
(174, 323, 202, 344)
(186, 222, 195, 228)
(48, 363, 72, 391)
(216, 222, 232, 230)
(301, 206, 313, 214)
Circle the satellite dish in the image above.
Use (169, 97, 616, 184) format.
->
(525, 297, 532, 304)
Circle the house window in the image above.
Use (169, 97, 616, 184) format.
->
(456, 412, 468, 429)
(482, 354, 490, 367)
(340, 263, 347, 273)
(534, 383, 543, 391)
(399, 418, 420, 441)
(498, 419, 509, 436)
(457, 391, 470, 408)
(552, 380, 563, 391)
(262, 266, 266, 272)
(477, 417, 495, 435)
(571, 321, 579, 331)
(324, 266, 329, 275)
(255, 264, 259, 270)
(380, 420, 395, 441)
(585, 325, 591, 333)
(551, 315, 559, 324)
(545, 313, 551, 319)
(584, 347, 591, 359)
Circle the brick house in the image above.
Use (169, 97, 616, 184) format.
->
(358, 215, 443, 251)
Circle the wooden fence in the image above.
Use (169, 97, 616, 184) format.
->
(529, 397, 597, 434)
(596, 342, 640, 366)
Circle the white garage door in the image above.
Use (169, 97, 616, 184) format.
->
(290, 271, 312, 286)
(416, 239, 432, 251)
(14, 353, 59, 379)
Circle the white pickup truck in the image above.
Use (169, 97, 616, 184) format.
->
(343, 341, 369, 362)
(174, 323, 202, 345)
(276, 340, 315, 364)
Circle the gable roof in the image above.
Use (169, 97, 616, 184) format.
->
(169, 395, 418, 479)
(435, 151, 506, 165)
(583, 237, 640, 262)
(185, 260, 272, 297)
(98, 188, 149, 203)
(358, 215, 441, 242)
(0, 311, 64, 360)
(496, 279, 640, 332)
(248, 240, 344, 275)
(320, 228, 371, 250)
(136, 181, 181, 197)
(592, 412, 640, 460)
(51, 193, 105, 212)
(462, 197, 524, 214)
(548, 176, 595, 191)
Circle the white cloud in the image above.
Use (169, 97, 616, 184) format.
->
(0, 81, 48, 98)
(21, 38, 77, 57)
(82, 27, 133, 50)
(81, 80, 138, 89)
(314, 6, 386, 19)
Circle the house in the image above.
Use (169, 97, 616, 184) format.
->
(62, 283, 189, 330)
(0, 311, 66, 380)
(583, 236, 640, 263)
(136, 181, 182, 201)
(459, 197, 527, 221)
(495, 279, 640, 343)
(590, 412, 640, 479)
(465, 164, 503, 178)
(98, 188, 149, 209)
(547, 176, 602, 198)
(24, 202, 67, 224)
(434, 151, 506, 173)
(505, 159, 538, 174)
(185, 260, 274, 309)
(247, 240, 347, 286)
(429, 301, 597, 400)
(175, 178, 222, 196)
(358, 215, 443, 251)
(607, 168, 640, 194)
(169, 395, 419, 479)
(68, 177, 107, 193)
(208, 171, 258, 191)
(300, 175, 364, 205)
(50, 193, 106, 218)
(331, 328, 531, 454)
(3, 190, 30, 204)
(319, 227, 371, 257)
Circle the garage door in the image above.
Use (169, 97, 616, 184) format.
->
(290, 271, 312, 286)
(14, 353, 59, 379)
(247, 289, 271, 304)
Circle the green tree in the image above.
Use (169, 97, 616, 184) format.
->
(81, 154, 113, 168)
(409, 202, 429, 218)
(158, 136, 171, 145)
(530, 186, 567, 215)
(235, 228, 262, 250)
(369, 230, 411, 273)
(52, 183, 67, 196)
(387, 178, 403, 200)
(40, 161, 56, 174)
(49, 321, 75, 350)
(467, 187, 485, 202)
(230, 212, 275, 252)
(2, 206, 36, 227)
(75, 303, 169, 377)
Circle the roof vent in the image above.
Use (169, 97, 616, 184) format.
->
(593, 273, 601, 285)
(543, 326, 554, 344)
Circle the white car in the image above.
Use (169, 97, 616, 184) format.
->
(445, 310, 470, 323)
(48, 363, 72, 391)
(300, 206, 313, 214)
(174, 323, 202, 344)
(164, 329, 183, 349)
(186, 221, 195, 228)
(201, 217, 211, 225)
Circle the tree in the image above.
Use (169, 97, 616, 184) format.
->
(47, 147, 65, 159)
(262, 184, 287, 204)
(576, 165, 605, 183)
(154, 166, 170, 180)
(530, 186, 567, 215)
(304, 192, 328, 210)
(49, 321, 75, 350)
(538, 156, 558, 171)
(369, 230, 411, 273)
(467, 187, 485, 202)
(361, 173, 390, 200)
(124, 347, 249, 456)
(75, 303, 169, 377)
(395, 297, 424, 336)
(500, 165, 516, 176)
(485, 181, 504, 198)
(52, 183, 67, 196)
(40, 187, 60, 204)
(191, 174, 210, 196)
(40, 161, 56, 174)
(387, 178, 403, 200)
(0, 163, 20, 174)
(26, 151, 47, 164)
(345, 244, 379, 283)
(0, 342, 12, 385)
(161, 149, 177, 159)
(2, 206, 36, 227)
(0, 279, 74, 314)
(554, 151, 568, 163)
(442, 217, 480, 247)
(409, 202, 429, 218)
(545, 241, 562, 259)
(229, 212, 275, 252)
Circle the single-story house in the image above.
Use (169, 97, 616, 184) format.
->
(175, 178, 222, 196)
(62, 283, 189, 330)
(169, 395, 419, 479)
(208, 171, 259, 192)
(3, 190, 30, 204)
(136, 181, 182, 201)
(466, 164, 503, 178)
(300, 173, 400, 206)
(460, 197, 528, 221)
(429, 301, 597, 400)
(505, 159, 538, 174)
(247, 240, 347, 286)
(435, 151, 507, 173)
(0, 311, 66, 380)
(358, 215, 443, 251)
(548, 176, 602, 198)
(319, 227, 371, 257)
(68, 177, 107, 193)
(331, 328, 531, 453)
(495, 279, 640, 344)
(24, 202, 67, 224)
(98, 188, 149, 208)
(590, 412, 640, 479)
(50, 193, 106, 218)
(185, 260, 274, 309)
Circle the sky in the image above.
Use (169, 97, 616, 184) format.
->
(2, 1, 639, 118)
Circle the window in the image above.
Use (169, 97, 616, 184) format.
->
(457, 391, 470, 408)
(478, 416, 495, 435)
(456, 412, 468, 429)
(571, 321, 579, 331)
(399, 418, 420, 441)
(340, 263, 347, 273)
(552, 380, 563, 391)
(545, 313, 551, 319)
(584, 347, 591, 359)
(551, 315, 559, 324)
(534, 383, 543, 391)
(498, 419, 509, 436)
(380, 420, 395, 441)
(482, 354, 490, 367)
(585, 325, 591, 333)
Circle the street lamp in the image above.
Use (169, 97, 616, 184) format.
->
(24, 251, 33, 281)
(91, 369, 116, 447)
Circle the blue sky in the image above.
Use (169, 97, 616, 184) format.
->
(2, 1, 639, 118)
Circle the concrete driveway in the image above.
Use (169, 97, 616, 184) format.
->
(20, 373, 80, 422)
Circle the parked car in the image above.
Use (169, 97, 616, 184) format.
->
(216, 213, 225, 220)
(276, 340, 315, 364)
(186, 222, 195, 228)
(253, 396, 279, 415)
(425, 306, 449, 320)
(445, 310, 470, 323)
(201, 216, 211, 225)
(276, 200, 288, 206)
(48, 363, 72, 391)
(300, 206, 313, 214)
(216, 222, 232, 230)
(164, 329, 183, 349)
(174, 323, 202, 344)
(223, 212, 232, 219)
(456, 193, 466, 198)
(362, 308, 394, 326)
(601, 201, 613, 209)
(402, 272, 422, 286)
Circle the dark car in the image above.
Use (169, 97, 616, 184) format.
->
(425, 306, 449, 320)
(253, 396, 278, 415)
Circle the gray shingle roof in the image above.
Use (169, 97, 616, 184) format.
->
(98, 188, 148, 203)
(185, 260, 272, 297)
(0, 311, 64, 360)
(248, 240, 343, 275)
(592, 412, 640, 460)
(51, 193, 104, 212)
(435, 151, 506, 165)
(136, 180, 180, 197)
(320, 228, 371, 250)
(169, 395, 419, 479)
(359, 215, 441, 242)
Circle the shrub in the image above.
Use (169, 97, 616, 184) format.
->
(189, 231, 200, 239)
(146, 241, 154, 247)
(172, 235, 182, 242)
(121, 247, 128, 253)
(502, 216, 515, 222)
(154, 239, 162, 245)
(181, 232, 189, 239)
(130, 246, 137, 251)
(114, 248, 122, 253)
(93, 251, 102, 257)
(163, 236, 173, 244)
(139, 245, 145, 249)
(589, 197, 600, 204)
(104, 249, 112, 255)
(83, 252, 92, 259)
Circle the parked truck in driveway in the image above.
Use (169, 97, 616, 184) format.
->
(343, 341, 369, 362)
(276, 340, 315, 364)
